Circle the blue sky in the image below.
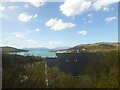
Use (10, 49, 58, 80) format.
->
(0, 0, 119, 49)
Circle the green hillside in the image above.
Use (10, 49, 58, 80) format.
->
(1, 46, 28, 53)
(61, 42, 119, 53)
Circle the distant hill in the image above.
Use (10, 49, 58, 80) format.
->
(23, 47, 50, 51)
(59, 42, 119, 53)
(51, 46, 70, 50)
(1, 46, 28, 53)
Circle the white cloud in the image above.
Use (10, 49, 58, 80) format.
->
(11, 32, 26, 38)
(49, 41, 62, 45)
(18, 13, 37, 22)
(103, 7, 110, 11)
(78, 30, 87, 35)
(59, 0, 119, 17)
(46, 18, 75, 31)
(0, 5, 5, 11)
(46, 18, 58, 27)
(26, 39, 38, 44)
(92, 0, 119, 11)
(23, 0, 45, 8)
(105, 16, 117, 23)
(83, 18, 93, 24)
(24, 3, 29, 8)
(8, 5, 20, 10)
(60, 0, 91, 17)
(35, 28, 40, 32)
(3, 29, 41, 48)
(87, 13, 93, 17)
(33, 14, 38, 18)
(18, 13, 32, 22)
(8, 0, 17, 2)
(2, 0, 45, 8)
(85, 20, 93, 24)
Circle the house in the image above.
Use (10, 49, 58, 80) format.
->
(44, 52, 103, 76)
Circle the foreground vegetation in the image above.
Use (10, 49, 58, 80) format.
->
(2, 50, 119, 88)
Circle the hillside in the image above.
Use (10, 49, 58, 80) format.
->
(58, 42, 119, 53)
(1, 46, 28, 53)
(2, 50, 119, 88)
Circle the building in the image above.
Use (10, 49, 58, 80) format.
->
(44, 52, 103, 76)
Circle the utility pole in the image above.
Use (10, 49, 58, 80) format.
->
(45, 62, 48, 87)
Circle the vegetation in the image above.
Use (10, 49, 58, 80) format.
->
(58, 42, 119, 53)
(2, 49, 119, 88)
(1, 46, 28, 53)
(85, 50, 118, 88)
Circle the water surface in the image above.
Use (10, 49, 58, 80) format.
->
(11, 50, 56, 57)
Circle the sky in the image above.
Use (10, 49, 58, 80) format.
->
(0, 0, 119, 49)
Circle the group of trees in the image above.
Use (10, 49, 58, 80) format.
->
(2, 50, 119, 88)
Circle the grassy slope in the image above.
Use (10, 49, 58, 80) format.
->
(2, 42, 119, 88)
(2, 50, 119, 88)
(2, 50, 120, 88)
(1, 46, 28, 53)
(62, 42, 119, 53)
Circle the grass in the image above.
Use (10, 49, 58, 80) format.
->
(2, 49, 119, 88)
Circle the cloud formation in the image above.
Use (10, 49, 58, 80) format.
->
(23, 0, 45, 8)
(0, 5, 5, 11)
(85, 20, 93, 24)
(33, 14, 38, 18)
(60, 0, 119, 17)
(78, 30, 87, 35)
(5, 0, 45, 7)
(8, 5, 20, 10)
(18, 13, 37, 22)
(87, 13, 93, 17)
(24, 3, 29, 8)
(11, 32, 26, 38)
(105, 16, 117, 23)
(46, 18, 75, 31)
(60, 0, 91, 17)
(92, 0, 119, 11)
(35, 28, 40, 32)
